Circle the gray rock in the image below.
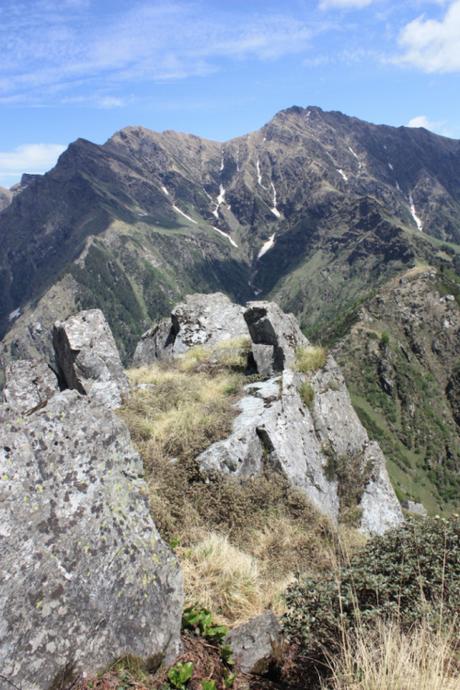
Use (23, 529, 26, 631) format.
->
(360, 442, 406, 535)
(53, 309, 128, 409)
(244, 301, 308, 375)
(133, 293, 248, 366)
(0, 390, 183, 690)
(197, 305, 403, 533)
(2, 359, 58, 414)
(226, 612, 282, 676)
(401, 499, 428, 516)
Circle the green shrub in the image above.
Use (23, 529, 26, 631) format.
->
(167, 661, 194, 690)
(299, 381, 315, 408)
(296, 346, 327, 374)
(283, 516, 460, 660)
(379, 331, 390, 348)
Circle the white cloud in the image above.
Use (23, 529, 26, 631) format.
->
(407, 115, 433, 128)
(0, 144, 66, 181)
(398, 0, 460, 72)
(0, 2, 315, 103)
(319, 0, 374, 9)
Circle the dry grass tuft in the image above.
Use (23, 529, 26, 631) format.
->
(180, 533, 267, 624)
(296, 345, 328, 374)
(323, 620, 460, 690)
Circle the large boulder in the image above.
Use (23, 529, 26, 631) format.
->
(197, 300, 403, 534)
(133, 293, 248, 366)
(0, 389, 183, 690)
(53, 309, 128, 409)
(2, 359, 58, 414)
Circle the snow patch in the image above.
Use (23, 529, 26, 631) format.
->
(388, 163, 394, 171)
(219, 153, 224, 172)
(161, 185, 170, 196)
(409, 194, 423, 232)
(8, 307, 21, 322)
(212, 226, 238, 248)
(257, 233, 276, 259)
(256, 158, 264, 187)
(173, 205, 197, 224)
(270, 181, 281, 218)
(396, 181, 401, 192)
(212, 185, 226, 219)
(348, 146, 359, 160)
(337, 169, 348, 182)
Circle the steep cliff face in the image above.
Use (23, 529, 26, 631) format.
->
(336, 267, 460, 513)
(1, 106, 460, 365)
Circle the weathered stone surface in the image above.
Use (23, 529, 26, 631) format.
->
(226, 612, 282, 676)
(197, 301, 403, 534)
(2, 359, 58, 414)
(133, 293, 248, 365)
(53, 309, 128, 408)
(401, 499, 428, 516)
(0, 390, 183, 690)
(244, 301, 308, 375)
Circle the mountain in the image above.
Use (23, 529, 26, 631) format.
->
(0, 105, 459, 510)
(1, 106, 460, 363)
(335, 266, 460, 513)
(0, 186, 12, 211)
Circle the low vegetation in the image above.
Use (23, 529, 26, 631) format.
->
(295, 345, 327, 374)
(323, 620, 460, 690)
(113, 342, 460, 690)
(283, 516, 460, 684)
(120, 341, 352, 627)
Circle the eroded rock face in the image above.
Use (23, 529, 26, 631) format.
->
(197, 300, 403, 534)
(133, 293, 248, 366)
(0, 390, 183, 690)
(2, 359, 58, 414)
(53, 309, 129, 408)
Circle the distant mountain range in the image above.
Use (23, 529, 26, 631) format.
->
(0, 105, 459, 511)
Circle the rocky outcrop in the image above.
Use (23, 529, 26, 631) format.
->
(244, 301, 308, 375)
(226, 612, 282, 676)
(2, 359, 58, 414)
(0, 314, 184, 690)
(197, 300, 403, 534)
(133, 293, 248, 366)
(53, 309, 129, 409)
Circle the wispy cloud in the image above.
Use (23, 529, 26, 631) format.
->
(0, 144, 66, 183)
(397, 0, 460, 72)
(319, 0, 374, 9)
(0, 1, 316, 105)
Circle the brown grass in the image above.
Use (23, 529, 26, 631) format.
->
(120, 343, 363, 626)
(322, 620, 460, 690)
(295, 346, 327, 374)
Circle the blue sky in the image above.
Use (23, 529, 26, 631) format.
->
(0, 0, 459, 187)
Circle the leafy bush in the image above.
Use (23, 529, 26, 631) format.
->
(283, 517, 460, 660)
(295, 346, 327, 374)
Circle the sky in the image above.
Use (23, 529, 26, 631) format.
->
(0, 0, 459, 187)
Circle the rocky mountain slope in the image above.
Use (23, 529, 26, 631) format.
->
(0, 296, 402, 689)
(1, 106, 460, 365)
(336, 266, 460, 513)
(0, 105, 459, 512)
